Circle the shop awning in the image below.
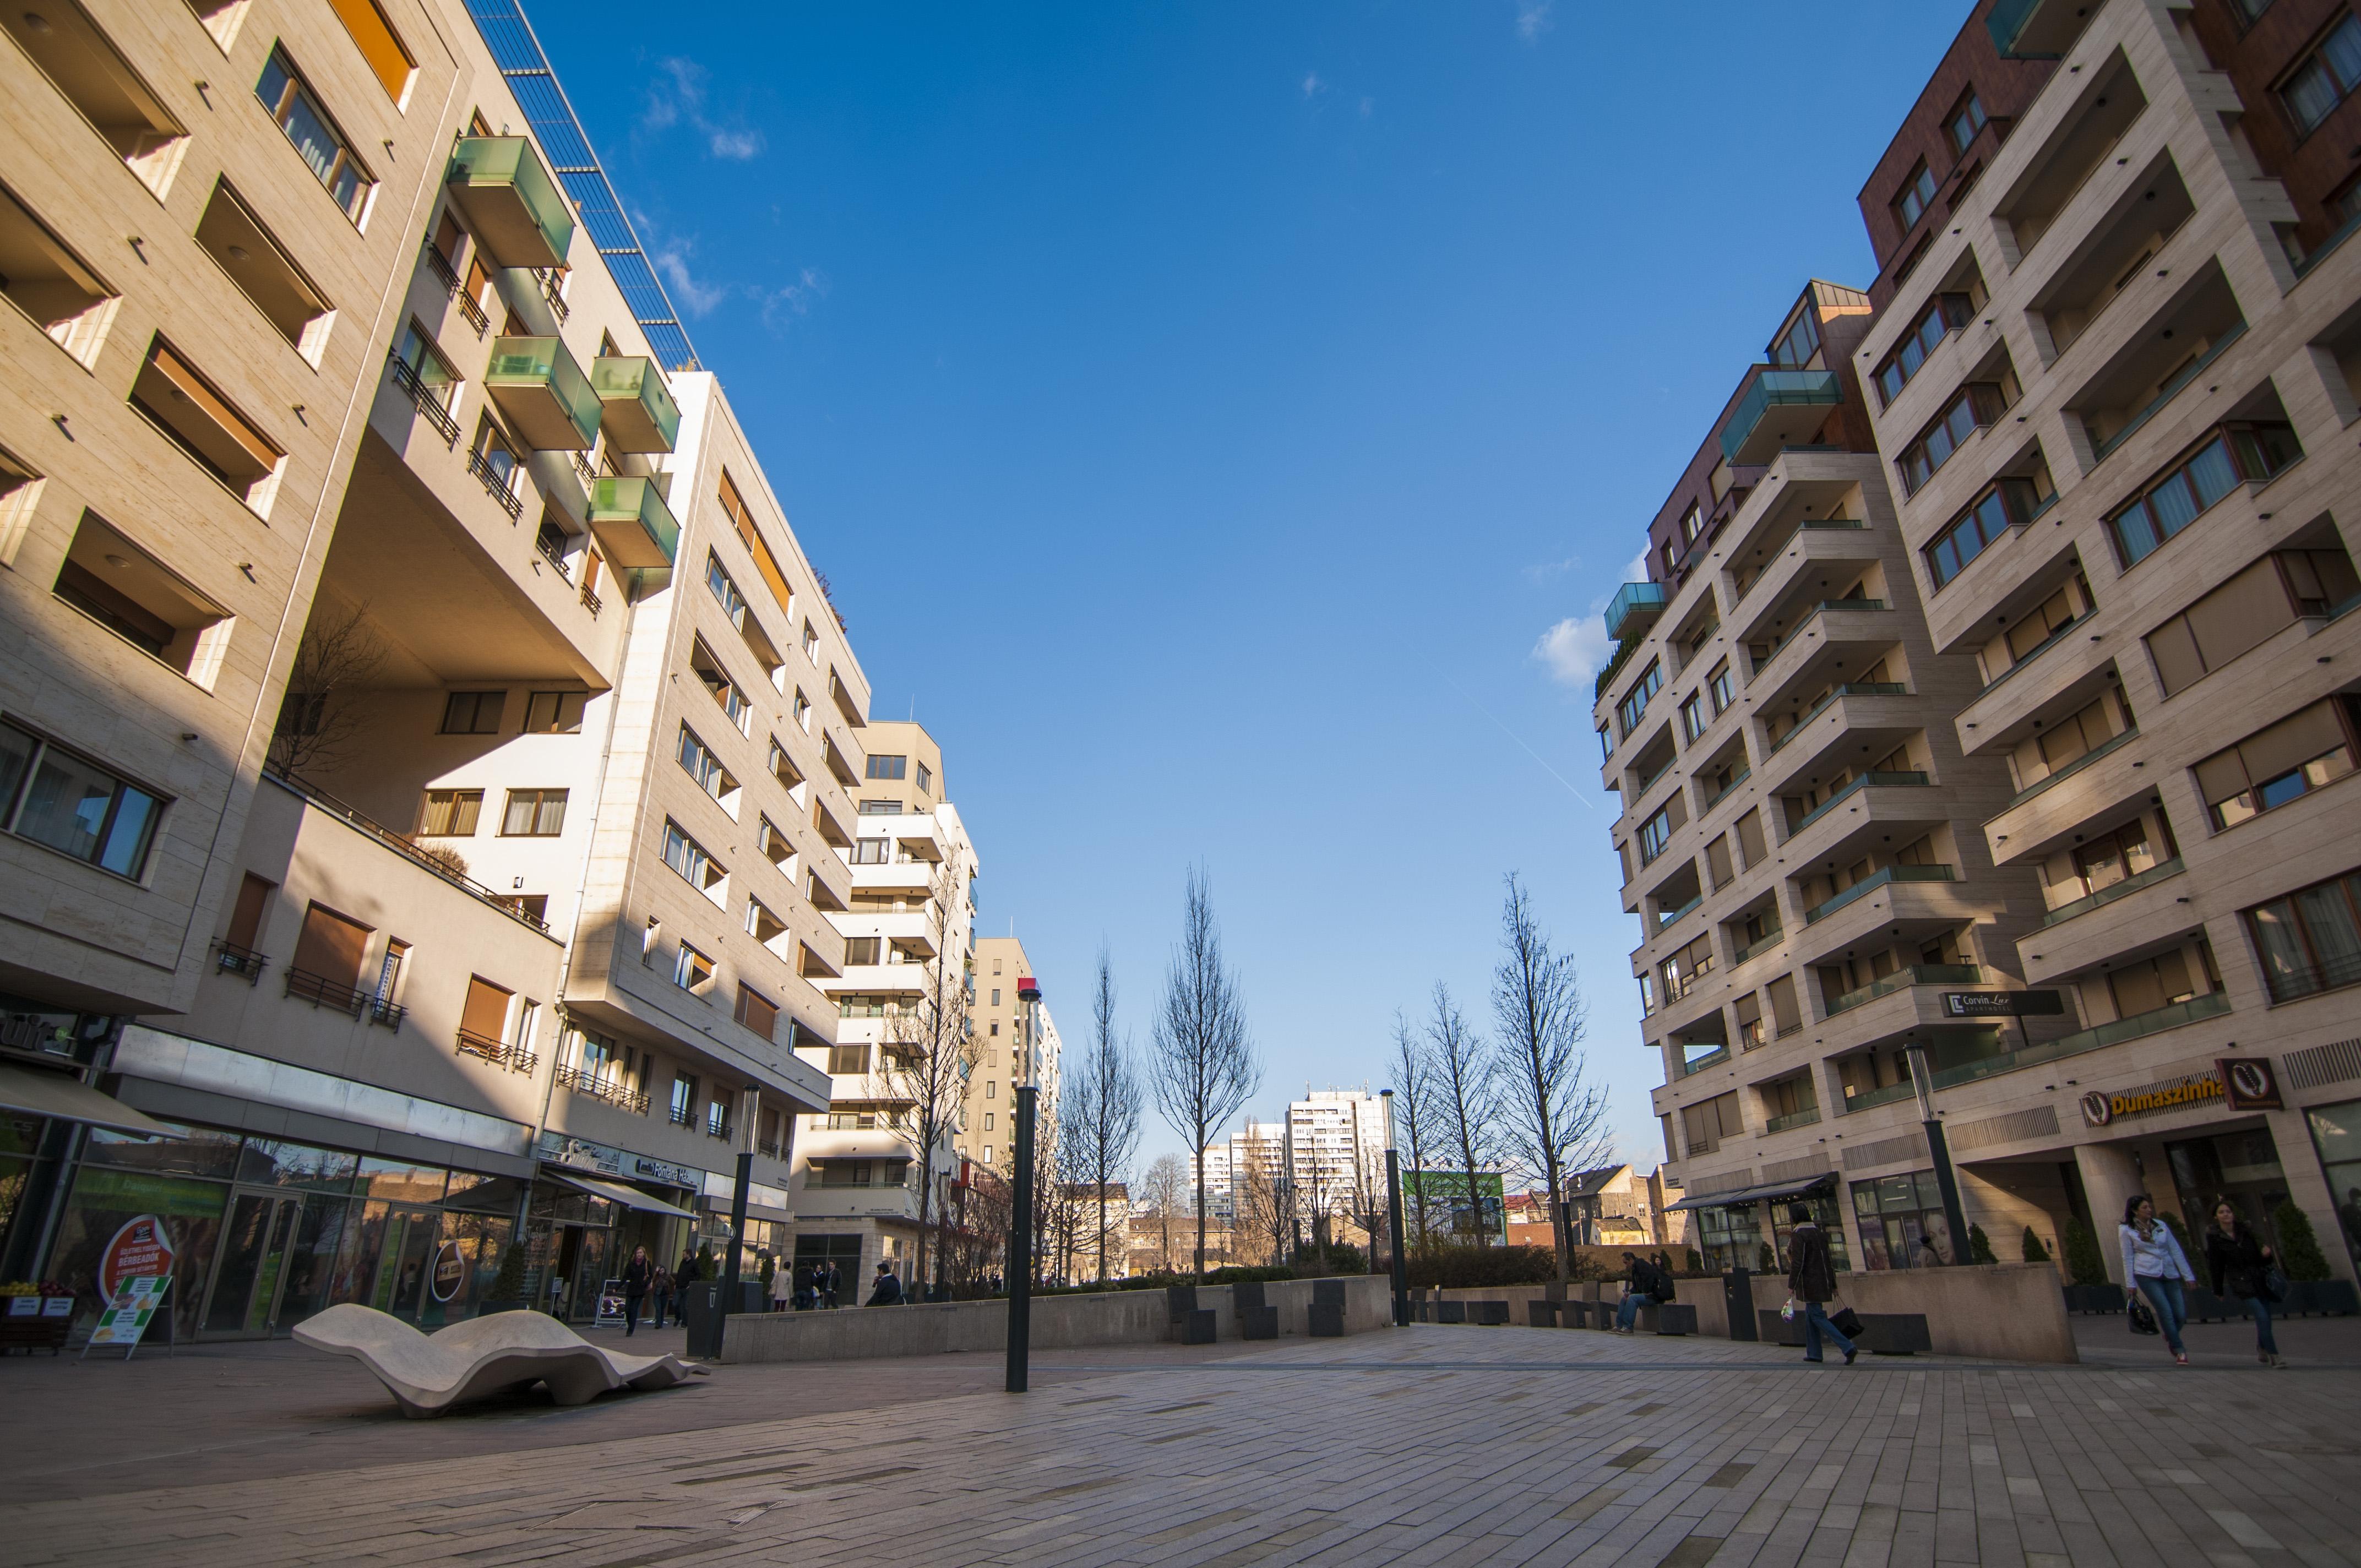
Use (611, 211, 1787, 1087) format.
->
(699, 1194, 793, 1226)
(543, 1168, 697, 1219)
(1665, 1172, 1835, 1212)
(0, 1063, 178, 1138)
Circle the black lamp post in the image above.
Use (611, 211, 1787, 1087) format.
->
(712, 1085, 759, 1355)
(1907, 1046, 1971, 1264)
(1382, 1089, 1410, 1327)
(1007, 976, 1041, 1392)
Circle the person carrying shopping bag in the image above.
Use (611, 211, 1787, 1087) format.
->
(1783, 1202, 1857, 1366)
(2119, 1193, 2198, 1365)
(2204, 1197, 2286, 1368)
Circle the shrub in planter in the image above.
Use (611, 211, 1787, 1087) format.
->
(2273, 1200, 2332, 1282)
(1404, 1245, 1558, 1289)
(1684, 1248, 1701, 1275)
(2020, 1227, 2049, 1264)
(2061, 1218, 2107, 1287)
(1967, 1224, 1996, 1265)
(491, 1242, 526, 1299)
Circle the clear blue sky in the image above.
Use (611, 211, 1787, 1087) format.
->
(536, 1, 1970, 1174)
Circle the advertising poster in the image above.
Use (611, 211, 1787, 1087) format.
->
(1406, 1170, 1508, 1244)
(98, 1215, 176, 1301)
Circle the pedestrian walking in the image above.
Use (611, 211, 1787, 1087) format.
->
(793, 1263, 815, 1311)
(769, 1255, 792, 1314)
(2120, 1193, 2197, 1366)
(823, 1259, 842, 1308)
(651, 1266, 675, 1328)
(676, 1249, 700, 1287)
(867, 1259, 904, 1306)
(1785, 1202, 1856, 1365)
(2204, 1197, 2286, 1368)
(1614, 1250, 1664, 1332)
(621, 1246, 652, 1337)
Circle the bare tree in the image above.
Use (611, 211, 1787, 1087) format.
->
(1140, 1153, 1188, 1272)
(1011, 1088, 1064, 1286)
(942, 1159, 1008, 1295)
(878, 858, 980, 1296)
(1390, 1013, 1438, 1250)
(270, 602, 387, 777)
(1425, 982, 1498, 1247)
(1233, 1124, 1292, 1266)
(1490, 873, 1609, 1283)
(1069, 949, 1144, 1284)
(1147, 867, 1260, 1280)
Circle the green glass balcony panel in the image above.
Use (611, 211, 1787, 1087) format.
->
(1804, 863, 1956, 925)
(591, 356, 681, 454)
(445, 137, 574, 271)
(1824, 963, 1983, 1017)
(1765, 1106, 1821, 1134)
(1841, 1080, 1917, 1114)
(589, 475, 680, 569)
(1720, 368, 1841, 465)
(1929, 992, 2230, 1091)
(1792, 770, 1932, 835)
(484, 335, 600, 451)
(1677, 1046, 1731, 1079)
(1605, 581, 1668, 639)
(2039, 858, 2185, 927)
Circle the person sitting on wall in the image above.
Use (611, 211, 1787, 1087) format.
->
(866, 1260, 905, 1306)
(1614, 1250, 1664, 1332)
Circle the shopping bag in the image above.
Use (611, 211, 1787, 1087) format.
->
(2128, 1295, 2159, 1336)
(1780, 1297, 1797, 1322)
(1830, 1306, 1865, 1339)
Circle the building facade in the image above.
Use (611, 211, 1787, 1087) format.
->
(1599, 0, 2361, 1288)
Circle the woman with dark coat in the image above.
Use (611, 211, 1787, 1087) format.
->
(2204, 1197, 2284, 1368)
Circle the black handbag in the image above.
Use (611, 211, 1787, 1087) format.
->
(1830, 1306, 1864, 1338)
(2128, 1295, 2160, 1336)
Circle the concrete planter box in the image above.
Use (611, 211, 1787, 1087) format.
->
(2281, 1279, 2360, 1316)
(2060, 1284, 2125, 1314)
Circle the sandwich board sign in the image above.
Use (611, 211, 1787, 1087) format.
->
(83, 1275, 171, 1360)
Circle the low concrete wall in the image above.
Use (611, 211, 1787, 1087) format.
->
(720, 1275, 1395, 1364)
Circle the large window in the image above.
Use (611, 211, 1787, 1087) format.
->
(1660, 932, 1714, 1002)
(1893, 161, 1938, 230)
(2282, 14, 2361, 137)
(1769, 306, 1821, 370)
(418, 789, 481, 836)
(866, 754, 907, 780)
(1850, 1170, 1955, 1270)
(1636, 804, 1674, 867)
(661, 820, 724, 895)
(1679, 1091, 1742, 1157)
(705, 552, 748, 629)
(442, 691, 503, 734)
(1873, 292, 1973, 406)
(2247, 867, 2361, 1003)
(254, 48, 372, 222)
(2108, 423, 2301, 567)
(1615, 659, 1662, 739)
(1924, 469, 2054, 589)
(1678, 690, 1706, 743)
(1694, 1202, 1762, 1275)
(1707, 661, 1734, 715)
(1896, 382, 2009, 494)
(499, 788, 567, 837)
(0, 722, 165, 879)
(1770, 1189, 1849, 1274)
(2195, 698, 2357, 830)
(1946, 91, 1987, 155)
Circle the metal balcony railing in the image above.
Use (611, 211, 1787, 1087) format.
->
(1823, 963, 1982, 1017)
(1804, 863, 1956, 924)
(419, 240, 488, 336)
(1791, 771, 1931, 835)
(554, 1064, 650, 1113)
(1765, 1106, 1821, 1134)
(457, 1028, 538, 1075)
(2039, 857, 2184, 927)
(2008, 727, 2137, 808)
(388, 354, 460, 448)
(467, 448, 524, 518)
(286, 967, 368, 1019)
(213, 940, 267, 984)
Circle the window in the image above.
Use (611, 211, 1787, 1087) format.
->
(523, 691, 586, 733)
(254, 48, 372, 222)
(845, 936, 881, 966)
(1768, 306, 1821, 370)
(1679, 691, 1706, 743)
(129, 338, 284, 513)
(1677, 502, 1704, 548)
(2232, 0, 2276, 21)
(375, 939, 409, 1010)
(705, 1095, 731, 1139)
(642, 917, 661, 966)
(673, 944, 714, 994)
(866, 754, 907, 780)
(51, 512, 232, 685)
(442, 691, 503, 734)
(2107, 423, 2301, 567)
(689, 639, 751, 734)
(0, 180, 118, 368)
(916, 762, 933, 796)
(1615, 659, 1662, 739)
(991, 988, 1001, 1006)
(2146, 551, 2359, 696)
(418, 789, 481, 836)
(677, 725, 735, 803)
(986, 1078, 998, 1099)
(1660, 933, 1714, 1002)
(2248, 867, 2361, 1003)
(705, 551, 748, 629)
(850, 837, 890, 864)
(735, 983, 779, 1042)
(2196, 699, 2358, 829)
(2281, 15, 2361, 137)
(1636, 804, 1674, 867)
(1924, 468, 2054, 589)
(1896, 382, 2009, 494)
(328, 0, 415, 104)
(1947, 91, 1987, 155)
(669, 1073, 697, 1126)
(1872, 293, 1973, 406)
(1852, 1172, 1955, 1270)
(858, 799, 902, 815)
(2053, 819, 2167, 906)
(830, 1041, 870, 1075)
(990, 1021, 1000, 1036)
(290, 900, 370, 993)
(1707, 661, 1734, 715)
(500, 788, 567, 836)
(661, 820, 725, 896)
(1679, 1092, 1743, 1157)
(0, 722, 165, 878)
(1893, 161, 1938, 230)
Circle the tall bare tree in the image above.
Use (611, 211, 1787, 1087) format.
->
(1490, 874, 1609, 1282)
(1147, 867, 1259, 1280)
(1139, 1153, 1188, 1272)
(1390, 1013, 1438, 1250)
(879, 858, 980, 1296)
(1069, 949, 1144, 1283)
(270, 602, 387, 777)
(1425, 982, 1498, 1246)
(1234, 1125, 1292, 1266)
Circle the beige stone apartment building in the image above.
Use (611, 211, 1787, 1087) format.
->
(963, 934, 1064, 1172)
(1603, 0, 2361, 1287)
(0, 0, 889, 1338)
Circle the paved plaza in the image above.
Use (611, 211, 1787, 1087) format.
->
(8, 1317, 2360, 1567)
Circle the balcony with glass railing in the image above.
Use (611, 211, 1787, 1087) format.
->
(1605, 581, 1668, 640)
(1790, 771, 1931, 836)
(591, 356, 682, 453)
(1720, 368, 1842, 465)
(588, 476, 681, 569)
(445, 137, 574, 270)
(1824, 963, 1982, 1018)
(1765, 1105, 1821, 1134)
(2039, 857, 2183, 927)
(1841, 1079, 1917, 1114)
(484, 336, 600, 451)
(1804, 863, 1956, 925)
(1930, 991, 2231, 1088)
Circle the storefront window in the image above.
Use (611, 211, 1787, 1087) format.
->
(2166, 1130, 2288, 1250)
(83, 1121, 241, 1180)
(236, 1138, 361, 1191)
(357, 1157, 448, 1204)
(2305, 1098, 2361, 1275)
(47, 1159, 229, 1341)
(1851, 1170, 1954, 1270)
(1770, 1188, 1850, 1274)
(1695, 1202, 1764, 1273)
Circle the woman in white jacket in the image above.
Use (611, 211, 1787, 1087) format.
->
(2120, 1193, 2198, 1365)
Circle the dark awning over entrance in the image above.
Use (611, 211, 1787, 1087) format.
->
(0, 1063, 179, 1138)
(542, 1167, 697, 1219)
(1664, 1171, 1835, 1212)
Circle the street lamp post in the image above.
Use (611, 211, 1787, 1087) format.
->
(714, 1085, 760, 1353)
(1007, 977, 1041, 1393)
(1381, 1089, 1409, 1327)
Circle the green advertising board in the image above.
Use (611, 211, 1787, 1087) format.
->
(1405, 1170, 1508, 1244)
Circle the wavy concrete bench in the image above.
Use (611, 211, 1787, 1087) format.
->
(293, 1305, 706, 1418)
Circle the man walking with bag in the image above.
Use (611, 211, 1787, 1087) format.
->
(1785, 1201, 1856, 1366)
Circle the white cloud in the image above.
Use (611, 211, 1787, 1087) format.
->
(758, 266, 830, 332)
(1301, 72, 1324, 99)
(648, 238, 729, 317)
(644, 57, 764, 162)
(708, 128, 765, 161)
(1514, 0, 1555, 43)
(1531, 551, 1650, 687)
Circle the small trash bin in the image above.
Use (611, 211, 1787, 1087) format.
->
(681, 1281, 725, 1358)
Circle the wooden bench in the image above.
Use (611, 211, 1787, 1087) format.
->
(1755, 1309, 1930, 1354)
